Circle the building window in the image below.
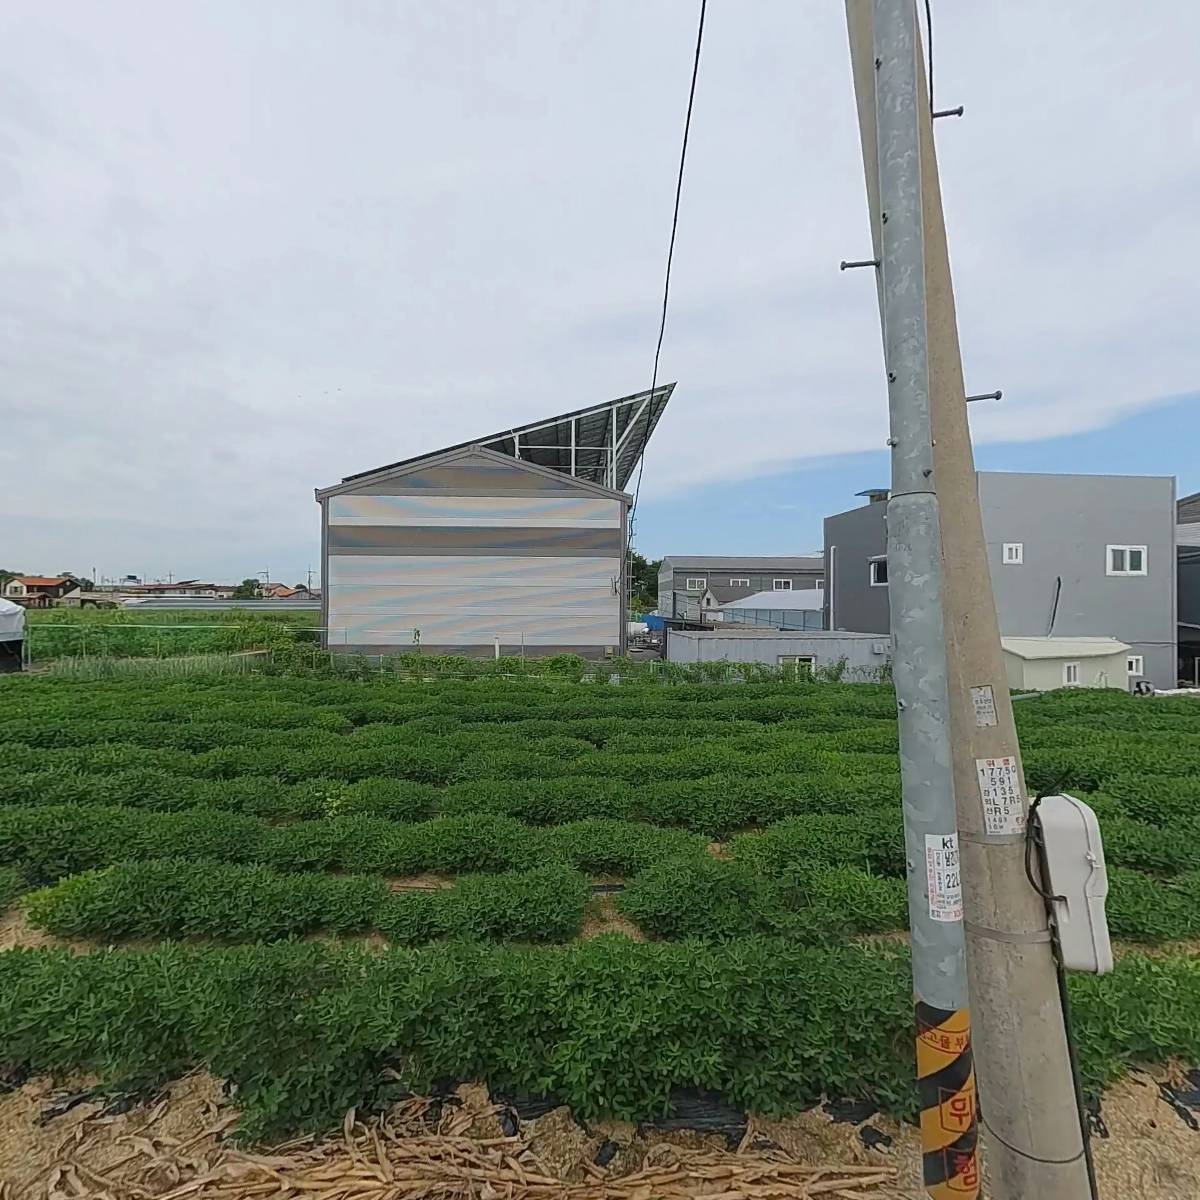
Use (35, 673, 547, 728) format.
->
(1002, 543, 1023, 564)
(1063, 661, 1080, 686)
(729, 577, 750, 587)
(772, 579, 793, 591)
(869, 557, 888, 586)
(685, 577, 706, 591)
(1127, 655, 1144, 676)
(1106, 545, 1147, 576)
(778, 654, 815, 677)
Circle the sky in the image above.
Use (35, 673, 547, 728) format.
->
(1, 2, 1196, 585)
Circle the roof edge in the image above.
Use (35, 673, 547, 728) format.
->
(315, 443, 633, 503)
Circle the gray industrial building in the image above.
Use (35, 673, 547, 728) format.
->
(1178, 489, 1200, 684)
(315, 386, 672, 657)
(824, 472, 1178, 688)
(657, 555, 823, 621)
(667, 628, 891, 679)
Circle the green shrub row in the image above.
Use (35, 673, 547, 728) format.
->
(0, 769, 903, 835)
(619, 858, 908, 941)
(1105, 867, 1200, 942)
(25, 860, 589, 945)
(0, 770, 435, 820)
(1, 938, 1197, 1141)
(0, 739, 903, 791)
(730, 812, 906, 877)
(0, 806, 706, 883)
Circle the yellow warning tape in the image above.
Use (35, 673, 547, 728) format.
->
(916, 1003, 979, 1199)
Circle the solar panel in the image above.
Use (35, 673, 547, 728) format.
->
(341, 383, 675, 493)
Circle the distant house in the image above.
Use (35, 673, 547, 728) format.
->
(3, 576, 80, 608)
(263, 583, 312, 600)
(657, 556, 824, 622)
(1001, 637, 1131, 692)
(126, 581, 236, 599)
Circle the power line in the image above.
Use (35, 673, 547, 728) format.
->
(628, 0, 707, 538)
(924, 0, 934, 117)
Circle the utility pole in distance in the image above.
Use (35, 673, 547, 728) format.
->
(847, 3, 978, 1196)
(845, 3, 1092, 1196)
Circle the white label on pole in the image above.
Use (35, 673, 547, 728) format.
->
(970, 684, 998, 728)
(975, 755, 1026, 835)
(925, 833, 963, 922)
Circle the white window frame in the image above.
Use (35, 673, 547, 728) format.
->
(778, 654, 815, 677)
(684, 577, 707, 591)
(1002, 542, 1024, 565)
(729, 577, 750, 587)
(814, 577, 824, 588)
(869, 556, 888, 587)
(1063, 661, 1081, 686)
(1106, 545, 1147, 576)
(1127, 655, 1144, 676)
(772, 578, 793, 591)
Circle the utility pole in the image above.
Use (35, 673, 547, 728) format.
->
(848, 3, 978, 1197)
(845, 3, 1092, 1196)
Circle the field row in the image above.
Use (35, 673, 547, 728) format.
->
(2, 937, 1196, 1139)
(7, 809, 1200, 945)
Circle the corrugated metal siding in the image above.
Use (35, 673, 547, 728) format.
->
(324, 452, 625, 654)
(327, 555, 622, 587)
(329, 494, 622, 527)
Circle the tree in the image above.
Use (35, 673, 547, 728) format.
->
(233, 578, 261, 599)
(628, 552, 662, 614)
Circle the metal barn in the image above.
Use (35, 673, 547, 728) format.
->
(315, 386, 673, 658)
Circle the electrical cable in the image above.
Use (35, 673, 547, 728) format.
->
(923, 0, 934, 117)
(627, 0, 707, 539)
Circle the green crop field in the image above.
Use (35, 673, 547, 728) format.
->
(1, 668, 1198, 1140)
(24, 607, 317, 662)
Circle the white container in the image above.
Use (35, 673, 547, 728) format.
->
(1038, 794, 1113, 974)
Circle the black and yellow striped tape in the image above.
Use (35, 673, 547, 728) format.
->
(915, 1001, 979, 1200)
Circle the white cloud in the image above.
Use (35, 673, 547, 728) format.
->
(0, 1, 1196, 578)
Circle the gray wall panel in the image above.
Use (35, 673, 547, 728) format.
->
(823, 474, 1177, 687)
(328, 525, 623, 556)
(330, 494, 622, 527)
(327, 555, 622, 586)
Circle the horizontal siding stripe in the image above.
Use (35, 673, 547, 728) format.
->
(329, 494, 622, 527)
(329, 584, 617, 614)
(327, 555, 621, 587)
(328, 525, 623, 557)
(331, 643, 616, 657)
(330, 604, 617, 623)
(327, 614, 617, 646)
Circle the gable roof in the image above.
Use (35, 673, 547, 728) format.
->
(702, 584, 755, 604)
(315, 443, 633, 503)
(13, 576, 70, 587)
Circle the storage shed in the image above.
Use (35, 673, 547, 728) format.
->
(1000, 636, 1132, 692)
(315, 387, 673, 658)
(667, 628, 891, 679)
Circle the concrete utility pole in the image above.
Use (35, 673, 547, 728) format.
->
(850, 3, 978, 1197)
(845, 3, 1092, 1197)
